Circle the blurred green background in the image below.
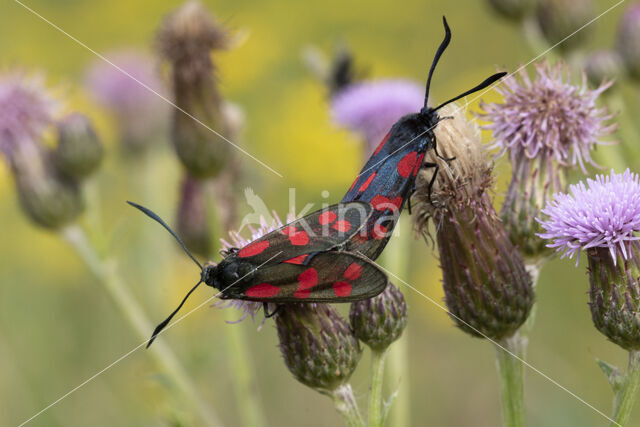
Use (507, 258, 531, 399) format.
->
(0, 0, 637, 426)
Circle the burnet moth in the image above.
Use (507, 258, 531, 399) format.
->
(128, 200, 388, 347)
(341, 16, 507, 260)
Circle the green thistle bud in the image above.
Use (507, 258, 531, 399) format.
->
(349, 282, 407, 351)
(176, 174, 211, 258)
(588, 245, 640, 351)
(276, 304, 362, 393)
(486, 0, 537, 21)
(54, 113, 103, 179)
(413, 106, 533, 340)
(585, 50, 622, 87)
(616, 3, 640, 81)
(157, 0, 231, 178)
(536, 0, 594, 52)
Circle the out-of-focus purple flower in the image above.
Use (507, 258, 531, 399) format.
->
(331, 79, 423, 153)
(0, 72, 58, 163)
(214, 212, 291, 325)
(85, 50, 167, 154)
(616, 2, 640, 80)
(538, 169, 640, 263)
(481, 61, 615, 172)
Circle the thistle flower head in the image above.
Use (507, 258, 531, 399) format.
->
(331, 79, 423, 153)
(616, 2, 640, 80)
(85, 50, 167, 154)
(54, 113, 103, 179)
(536, 0, 595, 52)
(176, 175, 211, 258)
(486, 0, 537, 21)
(480, 61, 615, 172)
(0, 72, 58, 164)
(538, 169, 640, 264)
(276, 303, 362, 392)
(413, 105, 533, 340)
(585, 50, 622, 87)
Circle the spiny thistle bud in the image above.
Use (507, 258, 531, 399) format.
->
(478, 61, 615, 262)
(0, 72, 83, 229)
(538, 170, 640, 350)
(413, 105, 533, 340)
(157, 0, 231, 178)
(485, 0, 537, 21)
(176, 175, 211, 258)
(331, 79, 423, 155)
(349, 281, 407, 352)
(85, 50, 167, 155)
(585, 50, 623, 87)
(536, 0, 595, 52)
(616, 3, 640, 81)
(54, 113, 103, 179)
(276, 304, 362, 392)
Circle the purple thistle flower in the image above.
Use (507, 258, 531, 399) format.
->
(616, 2, 640, 80)
(480, 61, 615, 172)
(331, 79, 424, 153)
(538, 169, 640, 264)
(0, 72, 58, 163)
(85, 49, 167, 153)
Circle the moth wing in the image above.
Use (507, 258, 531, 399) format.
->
(227, 251, 388, 303)
(232, 202, 373, 265)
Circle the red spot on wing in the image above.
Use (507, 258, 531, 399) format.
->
(413, 152, 425, 176)
(371, 195, 403, 211)
(332, 220, 352, 233)
(397, 151, 418, 178)
(358, 173, 376, 192)
(319, 210, 337, 225)
(289, 229, 309, 246)
(238, 240, 270, 257)
(372, 224, 389, 240)
(349, 178, 357, 192)
(294, 268, 318, 299)
(245, 283, 280, 298)
(343, 263, 362, 280)
(284, 254, 308, 265)
(373, 133, 390, 156)
(333, 281, 352, 297)
(281, 225, 295, 235)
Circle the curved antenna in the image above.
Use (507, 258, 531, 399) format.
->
(434, 71, 507, 111)
(127, 201, 203, 270)
(424, 16, 451, 109)
(147, 280, 203, 347)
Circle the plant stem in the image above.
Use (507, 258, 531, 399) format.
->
(495, 333, 526, 427)
(60, 225, 222, 427)
(330, 384, 365, 427)
(611, 350, 640, 426)
(369, 349, 388, 427)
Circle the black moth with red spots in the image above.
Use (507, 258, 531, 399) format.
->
(341, 16, 506, 260)
(127, 201, 387, 346)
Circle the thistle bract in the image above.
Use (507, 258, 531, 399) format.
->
(54, 113, 103, 179)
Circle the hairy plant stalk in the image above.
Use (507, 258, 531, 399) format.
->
(495, 333, 526, 427)
(611, 350, 640, 426)
(369, 349, 388, 427)
(60, 225, 221, 427)
(330, 384, 365, 427)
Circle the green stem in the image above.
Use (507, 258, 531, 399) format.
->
(369, 349, 388, 427)
(611, 350, 640, 426)
(495, 333, 526, 427)
(60, 225, 222, 427)
(330, 384, 365, 427)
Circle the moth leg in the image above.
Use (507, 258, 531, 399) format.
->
(423, 161, 440, 206)
(263, 303, 282, 318)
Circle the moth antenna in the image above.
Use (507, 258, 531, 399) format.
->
(127, 201, 203, 270)
(147, 280, 203, 347)
(424, 16, 451, 110)
(433, 71, 507, 111)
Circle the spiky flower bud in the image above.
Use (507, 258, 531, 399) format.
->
(86, 50, 167, 155)
(0, 72, 83, 229)
(538, 170, 640, 350)
(349, 282, 407, 351)
(485, 0, 537, 21)
(585, 50, 623, 87)
(176, 174, 211, 258)
(157, 0, 231, 178)
(536, 0, 594, 52)
(616, 3, 640, 81)
(414, 106, 533, 340)
(276, 304, 362, 392)
(54, 113, 103, 179)
(479, 61, 615, 263)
